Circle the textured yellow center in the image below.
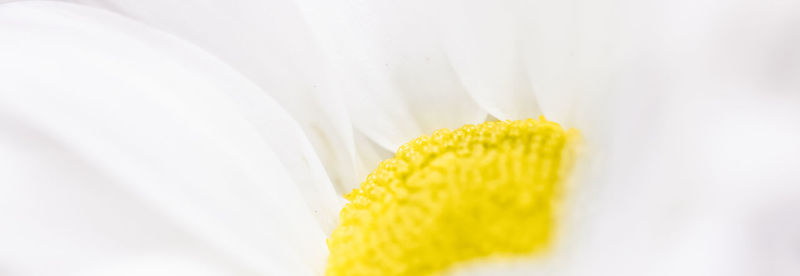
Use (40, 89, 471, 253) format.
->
(326, 117, 579, 276)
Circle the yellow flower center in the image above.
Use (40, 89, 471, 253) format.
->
(326, 117, 580, 276)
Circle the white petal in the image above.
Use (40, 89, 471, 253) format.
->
(564, 96, 800, 276)
(455, 0, 800, 275)
(70, 0, 346, 230)
(294, 0, 487, 151)
(435, 0, 541, 121)
(436, 0, 619, 126)
(71, 0, 361, 193)
(350, 130, 394, 191)
(570, 1, 800, 273)
(0, 2, 332, 274)
(516, 0, 583, 125)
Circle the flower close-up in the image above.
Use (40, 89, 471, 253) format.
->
(2, 0, 800, 276)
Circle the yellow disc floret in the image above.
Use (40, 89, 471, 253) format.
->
(326, 117, 580, 276)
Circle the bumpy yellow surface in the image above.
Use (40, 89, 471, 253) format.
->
(326, 117, 579, 276)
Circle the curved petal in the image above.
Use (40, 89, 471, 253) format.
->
(295, 0, 488, 152)
(454, 1, 800, 275)
(435, 0, 619, 127)
(70, 0, 361, 193)
(350, 130, 394, 191)
(517, 0, 620, 127)
(566, 1, 800, 273)
(0, 1, 334, 274)
(65, 0, 346, 231)
(434, 0, 541, 121)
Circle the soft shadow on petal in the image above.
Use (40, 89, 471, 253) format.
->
(295, 0, 487, 152)
(521, 0, 623, 128)
(436, 0, 621, 127)
(450, 0, 800, 275)
(574, 1, 800, 275)
(350, 130, 395, 191)
(65, 0, 346, 230)
(469, 0, 800, 275)
(434, 0, 541, 121)
(0, 2, 333, 274)
(69, 0, 362, 194)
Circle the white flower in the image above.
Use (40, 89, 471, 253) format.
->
(2, 1, 800, 276)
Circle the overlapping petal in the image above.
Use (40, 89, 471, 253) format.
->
(3, 0, 799, 275)
(0, 2, 337, 274)
(70, 0, 361, 193)
(295, 0, 489, 152)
